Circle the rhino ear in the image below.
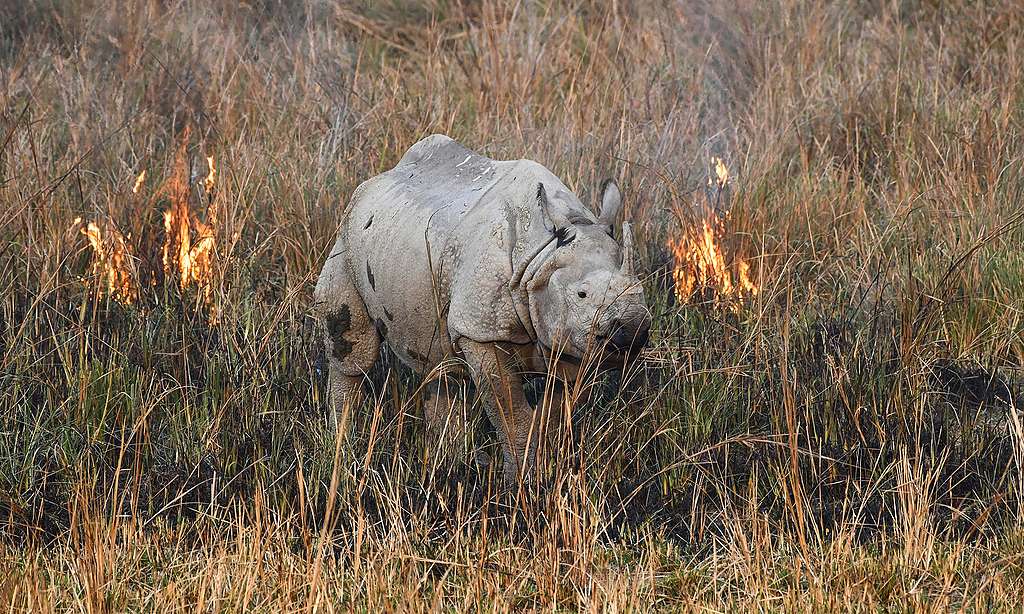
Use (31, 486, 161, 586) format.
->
(597, 179, 622, 226)
(536, 182, 571, 232)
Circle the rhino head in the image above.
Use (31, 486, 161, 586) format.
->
(514, 180, 651, 364)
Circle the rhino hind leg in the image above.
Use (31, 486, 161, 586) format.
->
(314, 247, 381, 418)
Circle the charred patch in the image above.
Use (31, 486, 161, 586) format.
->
(366, 261, 376, 290)
(931, 359, 1020, 408)
(375, 317, 388, 339)
(363, 215, 373, 230)
(382, 305, 394, 321)
(325, 306, 353, 361)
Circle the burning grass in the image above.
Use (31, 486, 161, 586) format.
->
(161, 133, 219, 309)
(70, 217, 139, 305)
(669, 156, 759, 307)
(3, 0, 1024, 610)
(72, 128, 220, 314)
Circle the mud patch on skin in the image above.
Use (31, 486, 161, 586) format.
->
(325, 306, 353, 361)
(366, 261, 376, 290)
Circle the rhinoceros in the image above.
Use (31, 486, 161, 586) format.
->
(313, 134, 650, 483)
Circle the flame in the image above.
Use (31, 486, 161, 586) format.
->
(132, 170, 147, 194)
(162, 134, 218, 306)
(72, 128, 220, 315)
(73, 217, 138, 304)
(711, 156, 729, 187)
(204, 156, 216, 193)
(670, 157, 757, 306)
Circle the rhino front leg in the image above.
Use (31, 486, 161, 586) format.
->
(423, 376, 470, 461)
(458, 339, 537, 485)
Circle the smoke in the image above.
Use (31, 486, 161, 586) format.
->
(676, 0, 765, 183)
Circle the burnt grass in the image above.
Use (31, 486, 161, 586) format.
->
(3, 276, 1021, 553)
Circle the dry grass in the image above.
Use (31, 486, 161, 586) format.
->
(2, 0, 1024, 610)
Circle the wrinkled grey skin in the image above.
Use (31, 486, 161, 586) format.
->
(313, 135, 651, 484)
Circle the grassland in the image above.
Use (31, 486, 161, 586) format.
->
(2, 0, 1024, 610)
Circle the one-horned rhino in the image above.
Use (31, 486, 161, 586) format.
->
(314, 134, 651, 483)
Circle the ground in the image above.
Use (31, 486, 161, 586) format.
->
(2, 0, 1024, 610)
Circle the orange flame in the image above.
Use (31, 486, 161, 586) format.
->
(162, 133, 218, 306)
(73, 217, 138, 304)
(72, 129, 220, 315)
(132, 170, 147, 194)
(203, 156, 216, 193)
(709, 155, 729, 188)
(669, 157, 757, 306)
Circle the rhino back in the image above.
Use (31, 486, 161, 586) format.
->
(339, 135, 586, 367)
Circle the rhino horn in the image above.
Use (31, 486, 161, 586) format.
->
(621, 221, 634, 276)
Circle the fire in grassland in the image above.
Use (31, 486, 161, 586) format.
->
(669, 156, 758, 306)
(72, 217, 138, 304)
(71, 129, 220, 312)
(710, 155, 729, 187)
(132, 170, 147, 194)
(204, 156, 216, 193)
(161, 137, 218, 305)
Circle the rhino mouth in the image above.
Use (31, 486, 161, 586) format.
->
(594, 345, 633, 368)
(538, 341, 583, 365)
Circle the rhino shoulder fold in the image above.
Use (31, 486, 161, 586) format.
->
(445, 217, 534, 347)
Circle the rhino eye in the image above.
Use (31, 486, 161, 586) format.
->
(577, 291, 588, 299)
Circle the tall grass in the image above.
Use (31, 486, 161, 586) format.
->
(2, 0, 1024, 609)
